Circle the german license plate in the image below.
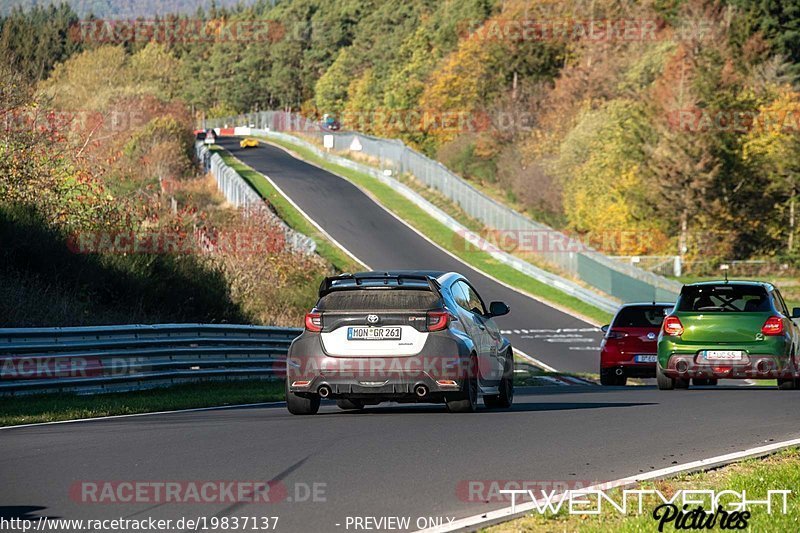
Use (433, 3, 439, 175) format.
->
(702, 350, 744, 361)
(347, 327, 401, 341)
(634, 355, 658, 363)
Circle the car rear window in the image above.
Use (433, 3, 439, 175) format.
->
(317, 289, 441, 311)
(676, 285, 771, 312)
(612, 306, 671, 328)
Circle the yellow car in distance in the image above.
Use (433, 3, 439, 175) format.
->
(240, 138, 259, 148)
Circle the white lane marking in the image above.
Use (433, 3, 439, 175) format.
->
(256, 137, 602, 330)
(502, 327, 600, 334)
(513, 347, 558, 373)
(0, 401, 286, 430)
(416, 435, 800, 533)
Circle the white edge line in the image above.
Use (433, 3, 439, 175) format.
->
(416, 435, 800, 533)
(256, 136, 602, 328)
(512, 347, 558, 373)
(0, 401, 285, 431)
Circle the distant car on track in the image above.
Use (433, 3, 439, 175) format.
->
(286, 271, 514, 414)
(600, 302, 674, 385)
(239, 138, 259, 148)
(657, 281, 800, 390)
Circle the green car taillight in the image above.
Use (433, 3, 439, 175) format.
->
(663, 316, 684, 336)
(762, 316, 784, 336)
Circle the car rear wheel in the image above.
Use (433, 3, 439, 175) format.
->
(778, 378, 800, 390)
(336, 399, 365, 410)
(600, 368, 627, 386)
(286, 381, 320, 415)
(657, 365, 677, 390)
(484, 351, 514, 409)
(447, 355, 478, 413)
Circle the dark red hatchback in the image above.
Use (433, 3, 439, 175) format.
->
(600, 303, 674, 385)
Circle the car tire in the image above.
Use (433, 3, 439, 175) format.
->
(601, 368, 627, 386)
(286, 381, 320, 415)
(336, 399, 365, 410)
(447, 355, 478, 413)
(484, 351, 514, 409)
(600, 368, 617, 386)
(656, 365, 675, 390)
(778, 378, 798, 390)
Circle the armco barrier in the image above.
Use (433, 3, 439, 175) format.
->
(195, 142, 316, 255)
(207, 112, 681, 304)
(0, 324, 301, 395)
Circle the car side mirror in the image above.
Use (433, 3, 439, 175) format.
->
(793, 308, 800, 319)
(488, 301, 510, 317)
(601, 324, 610, 333)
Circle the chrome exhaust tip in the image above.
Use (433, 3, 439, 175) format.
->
(414, 385, 428, 398)
(318, 385, 331, 398)
(615, 368, 624, 376)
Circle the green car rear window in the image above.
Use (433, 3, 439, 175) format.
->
(612, 306, 671, 327)
(317, 289, 441, 311)
(676, 285, 771, 313)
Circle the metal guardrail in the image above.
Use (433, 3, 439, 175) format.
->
(0, 324, 301, 395)
(206, 111, 682, 304)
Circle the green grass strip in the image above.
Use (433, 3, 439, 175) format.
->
(0, 380, 284, 427)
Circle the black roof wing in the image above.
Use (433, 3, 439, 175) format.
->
(318, 272, 440, 298)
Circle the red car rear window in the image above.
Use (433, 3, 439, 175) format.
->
(612, 306, 671, 328)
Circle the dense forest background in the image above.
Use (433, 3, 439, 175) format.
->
(3, 0, 800, 267)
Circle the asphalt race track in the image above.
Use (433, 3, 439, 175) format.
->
(3, 140, 796, 533)
(216, 137, 602, 375)
(2, 386, 798, 531)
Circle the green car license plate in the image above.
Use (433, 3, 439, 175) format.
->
(701, 350, 744, 361)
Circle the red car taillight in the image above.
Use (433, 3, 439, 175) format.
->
(304, 312, 322, 332)
(426, 310, 450, 331)
(605, 330, 625, 339)
(663, 316, 684, 336)
(762, 316, 784, 336)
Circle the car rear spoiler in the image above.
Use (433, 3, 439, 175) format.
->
(318, 273, 440, 298)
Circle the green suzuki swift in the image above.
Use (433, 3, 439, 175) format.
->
(657, 281, 800, 390)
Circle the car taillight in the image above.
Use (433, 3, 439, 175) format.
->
(606, 330, 625, 339)
(304, 312, 322, 332)
(762, 316, 784, 336)
(426, 310, 449, 331)
(663, 316, 684, 336)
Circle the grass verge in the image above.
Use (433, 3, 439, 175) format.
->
(253, 135, 612, 325)
(211, 146, 360, 273)
(0, 380, 284, 427)
(487, 447, 800, 532)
